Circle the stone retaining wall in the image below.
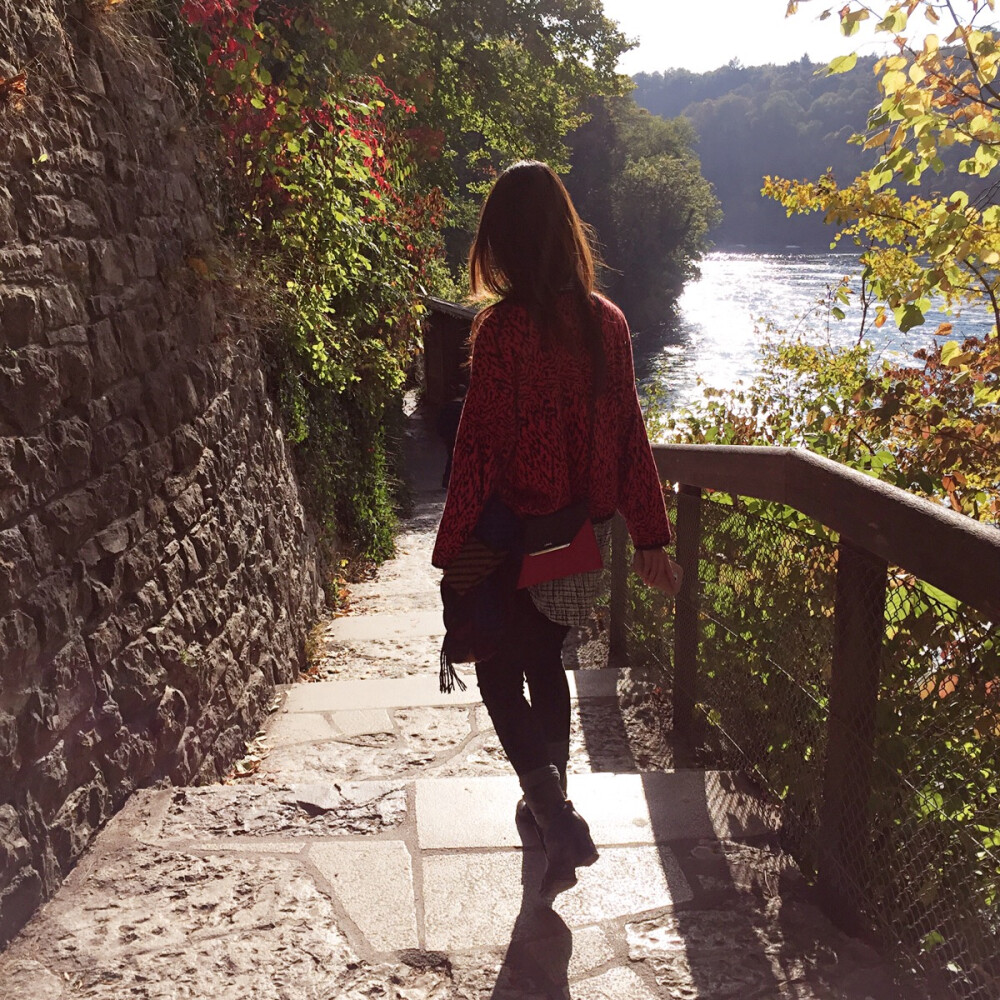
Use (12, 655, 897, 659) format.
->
(0, 1, 324, 946)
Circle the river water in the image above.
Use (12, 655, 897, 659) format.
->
(636, 251, 996, 409)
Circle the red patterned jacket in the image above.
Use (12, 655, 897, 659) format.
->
(432, 294, 672, 568)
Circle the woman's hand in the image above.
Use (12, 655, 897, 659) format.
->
(632, 547, 683, 598)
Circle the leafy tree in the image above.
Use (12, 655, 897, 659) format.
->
(566, 98, 721, 328)
(167, 0, 637, 561)
(648, 330, 1000, 991)
(171, 0, 443, 561)
(756, 0, 1000, 525)
(168, 0, 717, 561)
(774, 1, 1000, 334)
(315, 1, 631, 196)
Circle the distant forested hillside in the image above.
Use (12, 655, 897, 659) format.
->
(633, 57, 883, 248)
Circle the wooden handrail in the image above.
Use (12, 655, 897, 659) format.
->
(652, 444, 1000, 620)
(423, 296, 478, 322)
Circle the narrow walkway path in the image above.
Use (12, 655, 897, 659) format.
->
(0, 405, 906, 999)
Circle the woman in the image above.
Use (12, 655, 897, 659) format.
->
(432, 161, 678, 899)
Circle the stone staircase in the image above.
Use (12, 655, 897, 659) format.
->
(0, 614, 903, 1000)
(262, 665, 773, 960)
(0, 407, 908, 999)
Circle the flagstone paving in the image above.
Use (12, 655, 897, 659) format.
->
(0, 404, 914, 998)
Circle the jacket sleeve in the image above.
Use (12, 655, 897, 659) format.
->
(431, 312, 516, 568)
(610, 309, 672, 549)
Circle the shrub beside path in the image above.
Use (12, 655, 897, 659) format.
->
(0, 403, 909, 999)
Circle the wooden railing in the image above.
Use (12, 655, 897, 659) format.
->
(422, 297, 475, 406)
(607, 444, 1000, 951)
(648, 445, 1000, 619)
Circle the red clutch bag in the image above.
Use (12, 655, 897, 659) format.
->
(516, 504, 603, 588)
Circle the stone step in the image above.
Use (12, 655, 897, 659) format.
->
(419, 843, 694, 956)
(101, 767, 776, 962)
(322, 609, 443, 642)
(262, 668, 679, 785)
(94, 762, 776, 962)
(415, 770, 777, 850)
(280, 667, 620, 712)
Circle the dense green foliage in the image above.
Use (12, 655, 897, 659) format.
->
(638, 485, 999, 992)
(163, 0, 443, 565)
(565, 97, 721, 329)
(640, 8, 1000, 931)
(596, 4, 1000, 983)
(632, 3, 1000, 969)
(319, 1, 630, 176)
(322, 0, 632, 264)
(636, 327, 998, 987)
(702, 17, 1000, 949)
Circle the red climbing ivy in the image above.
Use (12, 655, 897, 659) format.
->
(179, 0, 420, 239)
(176, 0, 445, 559)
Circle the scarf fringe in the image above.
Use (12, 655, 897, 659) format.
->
(439, 645, 468, 694)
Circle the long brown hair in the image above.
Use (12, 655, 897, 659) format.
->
(468, 160, 605, 389)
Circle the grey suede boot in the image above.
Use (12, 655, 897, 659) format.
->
(516, 742, 568, 826)
(519, 763, 599, 900)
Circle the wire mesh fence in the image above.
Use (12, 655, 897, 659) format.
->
(616, 492, 1000, 1000)
(871, 575, 1000, 999)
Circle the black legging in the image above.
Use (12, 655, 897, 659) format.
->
(475, 588, 571, 776)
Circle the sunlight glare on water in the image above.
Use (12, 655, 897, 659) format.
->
(641, 251, 995, 410)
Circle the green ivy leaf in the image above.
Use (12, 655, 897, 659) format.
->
(895, 303, 926, 332)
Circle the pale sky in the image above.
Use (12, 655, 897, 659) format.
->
(601, 0, 937, 75)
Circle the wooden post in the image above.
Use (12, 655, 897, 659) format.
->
(609, 514, 629, 668)
(422, 315, 445, 406)
(818, 538, 888, 933)
(673, 485, 702, 743)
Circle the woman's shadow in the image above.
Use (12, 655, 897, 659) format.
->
(490, 822, 574, 999)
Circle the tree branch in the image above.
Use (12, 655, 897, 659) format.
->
(943, 0, 1000, 107)
(858, 264, 871, 344)
(963, 256, 1000, 334)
